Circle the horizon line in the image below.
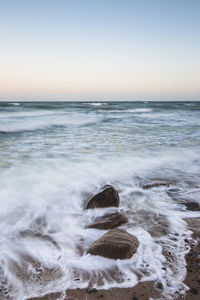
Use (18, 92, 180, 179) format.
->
(0, 100, 200, 103)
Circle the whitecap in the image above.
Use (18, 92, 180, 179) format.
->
(87, 102, 108, 106)
(0, 110, 55, 118)
(126, 108, 153, 113)
(11, 102, 20, 106)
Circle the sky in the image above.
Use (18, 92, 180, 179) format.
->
(0, 0, 200, 101)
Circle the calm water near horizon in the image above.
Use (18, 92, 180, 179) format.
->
(0, 101, 200, 299)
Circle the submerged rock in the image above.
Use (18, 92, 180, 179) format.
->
(87, 212, 128, 229)
(19, 230, 60, 249)
(87, 228, 139, 259)
(142, 182, 170, 189)
(86, 186, 119, 209)
(168, 189, 200, 211)
(182, 201, 200, 211)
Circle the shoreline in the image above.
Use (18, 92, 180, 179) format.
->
(28, 217, 200, 300)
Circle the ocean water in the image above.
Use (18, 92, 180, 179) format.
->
(0, 101, 200, 299)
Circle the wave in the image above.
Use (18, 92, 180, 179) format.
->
(0, 150, 199, 298)
(126, 108, 153, 113)
(99, 108, 153, 114)
(0, 110, 55, 118)
(11, 102, 20, 106)
(139, 112, 173, 118)
(0, 116, 99, 133)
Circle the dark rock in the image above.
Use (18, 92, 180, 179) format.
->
(87, 228, 139, 259)
(183, 202, 200, 211)
(86, 186, 119, 209)
(86, 288, 97, 294)
(87, 212, 128, 229)
(142, 182, 170, 190)
(190, 287, 198, 294)
(156, 282, 163, 290)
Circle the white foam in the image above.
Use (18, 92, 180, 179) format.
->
(11, 102, 20, 106)
(103, 108, 153, 113)
(0, 115, 99, 132)
(0, 110, 54, 118)
(126, 108, 153, 113)
(86, 102, 107, 106)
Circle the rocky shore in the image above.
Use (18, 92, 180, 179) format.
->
(26, 184, 200, 300)
(26, 217, 200, 300)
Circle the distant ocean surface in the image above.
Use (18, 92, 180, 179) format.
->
(0, 101, 200, 299)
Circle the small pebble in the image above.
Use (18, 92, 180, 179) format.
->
(190, 287, 198, 294)
(156, 282, 163, 290)
(86, 288, 97, 294)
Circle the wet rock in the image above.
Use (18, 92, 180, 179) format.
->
(171, 198, 200, 211)
(87, 212, 128, 229)
(86, 288, 97, 294)
(87, 228, 139, 259)
(131, 211, 170, 238)
(168, 190, 200, 211)
(156, 282, 163, 290)
(190, 287, 198, 294)
(182, 201, 200, 211)
(86, 186, 119, 209)
(142, 182, 170, 190)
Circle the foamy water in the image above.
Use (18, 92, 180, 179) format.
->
(0, 101, 200, 299)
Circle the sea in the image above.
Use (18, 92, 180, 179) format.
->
(0, 101, 200, 299)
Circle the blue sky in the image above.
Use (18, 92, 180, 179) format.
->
(0, 0, 200, 101)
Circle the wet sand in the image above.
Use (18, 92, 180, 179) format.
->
(28, 281, 161, 300)
(182, 218, 200, 300)
(27, 217, 200, 300)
